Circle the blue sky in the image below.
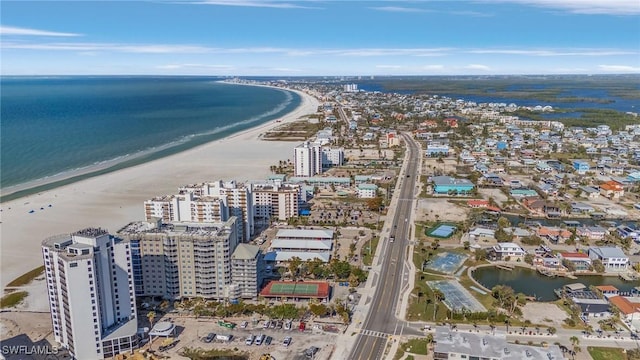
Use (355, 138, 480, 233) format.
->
(1, 0, 639, 75)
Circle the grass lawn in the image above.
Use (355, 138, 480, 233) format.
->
(6, 266, 45, 287)
(400, 338, 429, 355)
(361, 236, 380, 266)
(588, 347, 627, 360)
(0, 291, 28, 309)
(406, 272, 449, 321)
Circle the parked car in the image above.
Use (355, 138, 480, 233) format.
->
(283, 336, 292, 347)
(304, 346, 320, 358)
(216, 334, 232, 342)
(269, 320, 276, 329)
(299, 321, 306, 331)
(204, 332, 215, 343)
(262, 321, 270, 329)
(240, 321, 248, 329)
(284, 321, 292, 331)
(245, 335, 255, 345)
(264, 336, 272, 345)
(255, 334, 265, 346)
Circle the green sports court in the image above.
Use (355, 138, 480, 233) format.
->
(260, 281, 330, 300)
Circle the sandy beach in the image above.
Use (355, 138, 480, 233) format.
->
(0, 86, 320, 289)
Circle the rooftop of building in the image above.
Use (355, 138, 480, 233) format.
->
(589, 246, 627, 258)
(275, 228, 334, 240)
(432, 176, 474, 186)
(118, 218, 236, 239)
(434, 326, 563, 360)
(231, 244, 261, 260)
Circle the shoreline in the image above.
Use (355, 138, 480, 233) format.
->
(0, 85, 320, 289)
(0, 81, 301, 202)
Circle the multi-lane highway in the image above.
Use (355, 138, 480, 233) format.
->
(349, 133, 421, 360)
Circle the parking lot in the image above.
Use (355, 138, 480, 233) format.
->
(157, 315, 340, 360)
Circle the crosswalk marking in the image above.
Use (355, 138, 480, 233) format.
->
(360, 329, 390, 338)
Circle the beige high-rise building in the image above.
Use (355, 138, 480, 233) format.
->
(230, 244, 264, 299)
(253, 183, 301, 224)
(118, 217, 240, 300)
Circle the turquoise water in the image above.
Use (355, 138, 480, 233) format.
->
(0, 77, 300, 195)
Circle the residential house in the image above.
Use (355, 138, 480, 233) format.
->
(571, 202, 595, 214)
(573, 160, 590, 174)
(576, 226, 608, 241)
(558, 252, 592, 271)
(588, 247, 630, 272)
(510, 189, 539, 198)
(489, 242, 526, 261)
(534, 253, 561, 269)
(599, 181, 624, 199)
(572, 298, 611, 319)
(617, 225, 639, 242)
(608, 296, 640, 323)
(578, 186, 600, 199)
(536, 161, 553, 172)
(594, 285, 619, 297)
(537, 226, 572, 244)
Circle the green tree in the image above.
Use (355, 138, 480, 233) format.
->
(433, 289, 445, 320)
(592, 259, 605, 273)
(475, 248, 487, 261)
(497, 216, 511, 229)
(309, 303, 330, 318)
(288, 256, 302, 279)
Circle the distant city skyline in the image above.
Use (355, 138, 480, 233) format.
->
(1, 0, 639, 76)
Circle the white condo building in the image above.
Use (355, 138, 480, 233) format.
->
(118, 217, 242, 300)
(253, 183, 301, 224)
(144, 192, 227, 223)
(42, 228, 138, 360)
(169, 180, 254, 242)
(294, 142, 322, 177)
(321, 147, 345, 169)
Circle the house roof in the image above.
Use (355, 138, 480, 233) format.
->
(609, 296, 640, 315)
(560, 252, 589, 259)
(589, 246, 627, 259)
(595, 285, 619, 292)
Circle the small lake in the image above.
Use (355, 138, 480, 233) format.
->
(472, 266, 638, 301)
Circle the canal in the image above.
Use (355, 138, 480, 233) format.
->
(472, 266, 638, 301)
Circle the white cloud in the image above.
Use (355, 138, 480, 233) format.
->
(369, 6, 428, 13)
(468, 49, 637, 56)
(489, 0, 640, 15)
(2, 42, 212, 54)
(0, 25, 81, 37)
(465, 64, 491, 71)
(598, 65, 640, 73)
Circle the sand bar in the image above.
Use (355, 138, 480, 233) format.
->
(0, 86, 320, 289)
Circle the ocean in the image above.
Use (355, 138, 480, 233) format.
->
(0, 77, 301, 198)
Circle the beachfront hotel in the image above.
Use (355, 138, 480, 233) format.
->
(144, 192, 227, 223)
(118, 217, 247, 300)
(253, 183, 301, 224)
(179, 180, 254, 242)
(42, 228, 139, 359)
(294, 141, 322, 177)
(230, 244, 265, 299)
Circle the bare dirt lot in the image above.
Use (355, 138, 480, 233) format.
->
(520, 302, 569, 327)
(416, 198, 469, 223)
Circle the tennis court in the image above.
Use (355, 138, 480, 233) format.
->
(427, 280, 486, 313)
(260, 281, 330, 300)
(423, 252, 467, 274)
(426, 224, 457, 239)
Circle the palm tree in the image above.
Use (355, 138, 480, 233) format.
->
(433, 289, 445, 320)
(147, 310, 156, 328)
